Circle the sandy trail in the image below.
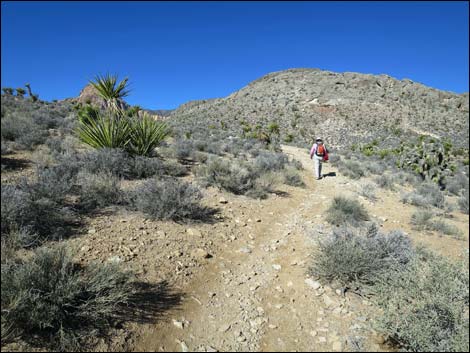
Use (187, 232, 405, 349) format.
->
(132, 146, 381, 352)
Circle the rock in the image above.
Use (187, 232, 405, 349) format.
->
(172, 319, 184, 329)
(275, 304, 284, 309)
(272, 264, 282, 271)
(88, 228, 96, 234)
(268, 324, 278, 329)
(238, 247, 252, 254)
(107, 255, 123, 263)
(318, 336, 327, 343)
(310, 330, 318, 337)
(180, 341, 188, 352)
(323, 294, 336, 307)
(255, 218, 262, 222)
(287, 281, 293, 287)
(305, 278, 321, 290)
(206, 346, 218, 352)
(191, 248, 212, 259)
(332, 341, 343, 351)
(219, 324, 231, 333)
(186, 228, 202, 237)
(219, 197, 228, 204)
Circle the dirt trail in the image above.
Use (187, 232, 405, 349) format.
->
(132, 146, 383, 352)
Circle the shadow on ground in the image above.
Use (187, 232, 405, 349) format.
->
(1, 157, 31, 171)
(119, 280, 183, 324)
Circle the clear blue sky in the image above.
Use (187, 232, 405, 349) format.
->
(1, 1, 468, 109)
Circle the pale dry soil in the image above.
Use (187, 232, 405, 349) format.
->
(1, 146, 468, 352)
(129, 146, 468, 352)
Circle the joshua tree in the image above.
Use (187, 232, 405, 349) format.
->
(16, 88, 26, 98)
(25, 83, 33, 97)
(25, 83, 38, 101)
(2, 87, 14, 95)
(89, 74, 130, 115)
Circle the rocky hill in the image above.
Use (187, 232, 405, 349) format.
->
(170, 68, 469, 149)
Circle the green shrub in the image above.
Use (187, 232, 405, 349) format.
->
(373, 249, 469, 352)
(310, 227, 414, 288)
(127, 178, 211, 221)
(325, 196, 370, 227)
(1, 245, 133, 351)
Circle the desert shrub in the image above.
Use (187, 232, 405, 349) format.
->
(411, 210, 462, 238)
(394, 170, 420, 186)
(80, 148, 133, 178)
(1, 183, 74, 246)
(337, 159, 367, 179)
(196, 157, 258, 195)
(373, 249, 469, 352)
(130, 156, 166, 178)
(458, 187, 469, 214)
(401, 182, 446, 209)
(374, 174, 396, 190)
(76, 171, 123, 210)
(193, 151, 209, 163)
(283, 167, 305, 187)
(358, 182, 378, 201)
(328, 154, 341, 164)
(446, 173, 469, 196)
(325, 196, 370, 227)
(1, 245, 133, 351)
(365, 161, 384, 175)
(171, 139, 194, 161)
(246, 172, 279, 199)
(289, 158, 304, 170)
(310, 227, 414, 288)
(253, 150, 288, 173)
(127, 178, 210, 221)
(1, 113, 48, 150)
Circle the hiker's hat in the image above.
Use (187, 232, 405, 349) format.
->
(316, 137, 322, 142)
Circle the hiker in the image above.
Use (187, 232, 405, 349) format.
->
(309, 137, 329, 180)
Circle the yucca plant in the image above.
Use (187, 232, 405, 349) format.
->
(89, 74, 130, 113)
(76, 112, 131, 149)
(127, 113, 170, 156)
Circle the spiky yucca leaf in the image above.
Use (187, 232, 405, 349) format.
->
(89, 74, 130, 101)
(127, 113, 170, 156)
(76, 112, 131, 149)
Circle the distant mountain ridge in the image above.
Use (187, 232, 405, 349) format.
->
(170, 68, 469, 148)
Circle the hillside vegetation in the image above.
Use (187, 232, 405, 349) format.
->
(171, 68, 469, 149)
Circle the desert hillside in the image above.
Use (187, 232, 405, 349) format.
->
(171, 68, 469, 148)
(1, 72, 469, 353)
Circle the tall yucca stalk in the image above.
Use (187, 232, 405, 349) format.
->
(128, 113, 171, 156)
(76, 112, 131, 149)
(89, 74, 130, 114)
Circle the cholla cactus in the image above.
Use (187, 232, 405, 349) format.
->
(397, 136, 452, 185)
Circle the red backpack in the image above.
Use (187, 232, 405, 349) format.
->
(316, 144, 329, 161)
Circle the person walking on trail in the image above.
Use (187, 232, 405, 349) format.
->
(309, 137, 329, 180)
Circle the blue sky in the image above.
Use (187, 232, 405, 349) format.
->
(1, 1, 468, 109)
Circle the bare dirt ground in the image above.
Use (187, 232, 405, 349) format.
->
(2, 145, 468, 352)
